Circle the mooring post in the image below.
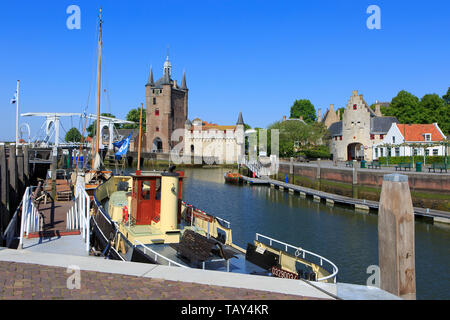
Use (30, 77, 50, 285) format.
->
(17, 146, 24, 196)
(289, 157, 293, 184)
(352, 159, 358, 198)
(8, 145, 18, 216)
(0, 144, 8, 237)
(378, 173, 416, 300)
(23, 145, 30, 187)
(51, 148, 57, 200)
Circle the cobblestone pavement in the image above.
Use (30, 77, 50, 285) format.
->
(0, 261, 321, 300)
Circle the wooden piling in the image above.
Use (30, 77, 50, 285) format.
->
(8, 145, 18, 215)
(378, 173, 416, 300)
(0, 145, 8, 235)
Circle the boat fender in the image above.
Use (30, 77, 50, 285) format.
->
(122, 206, 129, 223)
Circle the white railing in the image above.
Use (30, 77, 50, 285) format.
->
(239, 155, 279, 177)
(66, 184, 90, 253)
(134, 240, 188, 268)
(255, 233, 339, 283)
(19, 187, 43, 249)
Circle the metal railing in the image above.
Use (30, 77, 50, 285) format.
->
(66, 184, 90, 253)
(18, 187, 43, 249)
(134, 240, 188, 268)
(255, 233, 338, 283)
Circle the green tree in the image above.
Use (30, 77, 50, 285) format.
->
(337, 107, 345, 120)
(417, 94, 445, 124)
(266, 120, 327, 157)
(122, 108, 146, 132)
(65, 127, 82, 142)
(442, 87, 450, 104)
(383, 90, 420, 123)
(289, 99, 317, 124)
(87, 113, 118, 137)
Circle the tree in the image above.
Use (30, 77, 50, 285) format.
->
(417, 94, 445, 124)
(122, 107, 146, 132)
(289, 99, 317, 124)
(266, 120, 327, 157)
(87, 113, 118, 137)
(382, 90, 420, 123)
(65, 127, 82, 142)
(443, 87, 450, 104)
(337, 107, 345, 120)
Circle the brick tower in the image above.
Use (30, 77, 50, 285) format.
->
(145, 55, 188, 153)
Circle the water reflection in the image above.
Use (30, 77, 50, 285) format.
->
(176, 167, 450, 300)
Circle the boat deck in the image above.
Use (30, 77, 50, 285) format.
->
(139, 242, 271, 276)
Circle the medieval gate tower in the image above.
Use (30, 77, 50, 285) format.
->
(145, 55, 188, 153)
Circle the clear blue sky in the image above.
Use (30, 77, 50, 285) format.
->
(0, 0, 449, 141)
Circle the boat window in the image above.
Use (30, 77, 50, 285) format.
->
(155, 179, 161, 200)
(141, 181, 151, 200)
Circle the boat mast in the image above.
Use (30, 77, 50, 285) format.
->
(93, 7, 103, 169)
(136, 102, 144, 175)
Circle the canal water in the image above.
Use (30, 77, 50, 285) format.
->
(176, 167, 449, 300)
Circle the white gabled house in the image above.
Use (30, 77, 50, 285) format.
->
(373, 123, 447, 159)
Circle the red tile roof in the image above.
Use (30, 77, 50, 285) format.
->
(396, 123, 445, 142)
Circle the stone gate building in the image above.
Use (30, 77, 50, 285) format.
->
(326, 90, 398, 161)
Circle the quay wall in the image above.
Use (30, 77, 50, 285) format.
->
(272, 162, 450, 212)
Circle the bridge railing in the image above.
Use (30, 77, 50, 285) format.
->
(18, 187, 43, 249)
(66, 184, 90, 253)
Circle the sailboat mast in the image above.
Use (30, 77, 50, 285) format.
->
(136, 103, 144, 175)
(94, 8, 103, 167)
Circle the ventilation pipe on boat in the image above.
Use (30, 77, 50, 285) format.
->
(160, 172, 179, 233)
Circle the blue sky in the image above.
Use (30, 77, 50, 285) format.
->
(0, 0, 449, 141)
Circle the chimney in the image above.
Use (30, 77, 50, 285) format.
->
(318, 108, 322, 122)
(375, 104, 382, 117)
(283, 115, 286, 121)
(173, 80, 177, 88)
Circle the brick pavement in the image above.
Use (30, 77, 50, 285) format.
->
(0, 261, 322, 300)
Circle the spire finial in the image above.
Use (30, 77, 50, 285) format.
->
(237, 112, 244, 126)
(181, 70, 187, 90)
(146, 65, 154, 86)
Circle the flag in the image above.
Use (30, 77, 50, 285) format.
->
(114, 132, 133, 160)
(10, 91, 17, 104)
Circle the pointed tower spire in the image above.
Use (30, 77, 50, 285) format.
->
(236, 112, 244, 126)
(146, 65, 154, 87)
(181, 70, 187, 90)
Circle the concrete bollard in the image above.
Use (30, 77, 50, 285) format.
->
(378, 173, 416, 300)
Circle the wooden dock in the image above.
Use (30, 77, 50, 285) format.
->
(241, 176, 450, 223)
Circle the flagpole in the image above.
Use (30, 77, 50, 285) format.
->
(15, 80, 19, 156)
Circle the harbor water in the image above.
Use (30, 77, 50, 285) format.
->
(175, 167, 449, 300)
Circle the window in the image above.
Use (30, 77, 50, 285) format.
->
(370, 134, 375, 140)
(433, 149, 438, 156)
(153, 97, 156, 105)
(395, 147, 400, 157)
(375, 148, 378, 158)
(414, 148, 418, 156)
(353, 104, 357, 110)
(387, 147, 392, 156)
(424, 133, 431, 141)
(156, 127, 160, 132)
(155, 109, 159, 116)
(380, 134, 384, 140)
(392, 136, 396, 144)
(339, 136, 342, 141)
(335, 136, 338, 141)
(425, 149, 430, 156)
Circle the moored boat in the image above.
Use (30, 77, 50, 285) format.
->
(224, 172, 243, 184)
(90, 168, 339, 283)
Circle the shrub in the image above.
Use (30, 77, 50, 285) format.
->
(378, 156, 448, 165)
